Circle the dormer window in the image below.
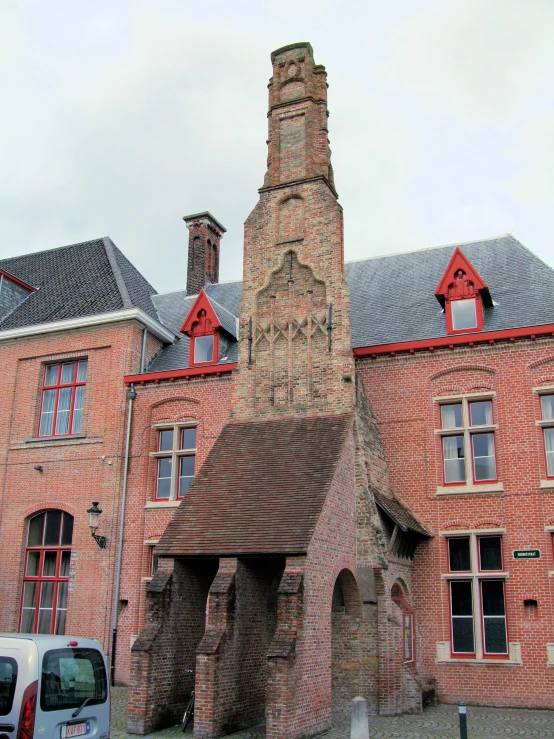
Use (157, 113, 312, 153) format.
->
(193, 334, 215, 364)
(435, 249, 492, 335)
(451, 296, 477, 331)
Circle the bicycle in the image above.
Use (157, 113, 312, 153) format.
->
(181, 669, 195, 732)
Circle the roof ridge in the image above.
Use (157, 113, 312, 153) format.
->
(102, 237, 132, 310)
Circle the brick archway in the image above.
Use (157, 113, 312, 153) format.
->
(331, 568, 363, 717)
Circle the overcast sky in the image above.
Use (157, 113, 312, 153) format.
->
(1, 0, 553, 293)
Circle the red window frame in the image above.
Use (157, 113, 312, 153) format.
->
(154, 426, 197, 501)
(190, 333, 219, 366)
(19, 511, 73, 635)
(448, 579, 476, 658)
(540, 394, 554, 479)
(479, 578, 509, 659)
(446, 295, 484, 334)
(439, 399, 497, 486)
(38, 360, 87, 437)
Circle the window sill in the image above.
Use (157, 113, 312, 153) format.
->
(144, 500, 181, 509)
(540, 480, 554, 489)
(436, 482, 504, 496)
(25, 433, 87, 443)
(141, 577, 153, 583)
(437, 658, 521, 666)
(442, 572, 508, 580)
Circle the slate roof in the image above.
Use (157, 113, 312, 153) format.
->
(156, 413, 353, 556)
(346, 234, 554, 347)
(147, 234, 554, 372)
(0, 237, 158, 332)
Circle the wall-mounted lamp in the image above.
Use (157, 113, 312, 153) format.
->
(87, 501, 107, 549)
(33, 465, 44, 472)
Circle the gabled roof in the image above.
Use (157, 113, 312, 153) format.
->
(434, 246, 491, 307)
(156, 413, 353, 556)
(0, 237, 158, 332)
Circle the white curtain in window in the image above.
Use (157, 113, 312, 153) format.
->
(545, 429, 554, 476)
(442, 405, 461, 428)
(542, 396, 554, 421)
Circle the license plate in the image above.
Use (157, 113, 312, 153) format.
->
(61, 721, 90, 738)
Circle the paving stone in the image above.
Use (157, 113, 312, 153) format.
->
(110, 687, 554, 738)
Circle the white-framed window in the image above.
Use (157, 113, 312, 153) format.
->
(437, 396, 497, 485)
(152, 424, 197, 501)
(446, 533, 508, 659)
(539, 394, 554, 478)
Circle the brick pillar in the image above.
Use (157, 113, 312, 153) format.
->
(184, 212, 226, 296)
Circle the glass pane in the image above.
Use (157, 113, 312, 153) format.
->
(180, 456, 195, 476)
(77, 360, 88, 382)
(55, 609, 67, 636)
(181, 427, 197, 449)
(61, 514, 74, 546)
(61, 363, 75, 384)
(451, 581, 473, 615)
(57, 582, 68, 610)
(451, 298, 477, 330)
(20, 609, 35, 633)
(37, 609, 53, 634)
(482, 580, 505, 616)
(23, 581, 37, 608)
(44, 510, 62, 546)
(541, 395, 554, 421)
(443, 436, 465, 482)
(72, 386, 85, 433)
(26, 551, 41, 577)
(473, 433, 496, 481)
(0, 657, 18, 716)
(41, 648, 107, 712)
(449, 538, 471, 571)
(60, 551, 71, 577)
(441, 404, 463, 429)
(45, 364, 59, 386)
(39, 390, 56, 436)
(158, 430, 174, 452)
(157, 478, 171, 499)
(55, 388, 72, 435)
(470, 400, 492, 426)
(479, 537, 502, 571)
(545, 428, 554, 476)
(40, 582, 55, 609)
(452, 617, 475, 653)
(42, 551, 57, 577)
(179, 476, 193, 497)
(194, 335, 214, 363)
(28, 513, 45, 546)
(484, 617, 507, 654)
(158, 457, 172, 478)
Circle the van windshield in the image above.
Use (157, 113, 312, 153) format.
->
(41, 648, 107, 712)
(0, 657, 18, 715)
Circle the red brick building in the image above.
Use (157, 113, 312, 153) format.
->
(3, 41, 554, 739)
(0, 239, 172, 678)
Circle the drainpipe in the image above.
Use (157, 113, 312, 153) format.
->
(111, 382, 137, 686)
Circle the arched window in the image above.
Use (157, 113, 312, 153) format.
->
(20, 510, 73, 635)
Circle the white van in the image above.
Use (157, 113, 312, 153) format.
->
(0, 634, 110, 739)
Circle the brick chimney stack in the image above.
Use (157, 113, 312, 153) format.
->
(183, 212, 226, 296)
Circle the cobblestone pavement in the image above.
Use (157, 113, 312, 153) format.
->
(111, 687, 554, 738)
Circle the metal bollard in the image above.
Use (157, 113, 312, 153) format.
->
(458, 700, 468, 739)
(350, 697, 369, 739)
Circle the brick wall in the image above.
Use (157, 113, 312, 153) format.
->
(357, 336, 554, 708)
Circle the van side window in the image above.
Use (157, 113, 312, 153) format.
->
(0, 657, 18, 715)
(41, 648, 107, 712)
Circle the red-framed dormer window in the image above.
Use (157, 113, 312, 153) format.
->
(435, 248, 492, 335)
(180, 289, 221, 367)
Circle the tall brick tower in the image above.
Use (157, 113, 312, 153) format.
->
(131, 44, 431, 739)
(233, 42, 355, 419)
(184, 211, 226, 296)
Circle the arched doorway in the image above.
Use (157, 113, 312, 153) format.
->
(331, 568, 362, 717)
